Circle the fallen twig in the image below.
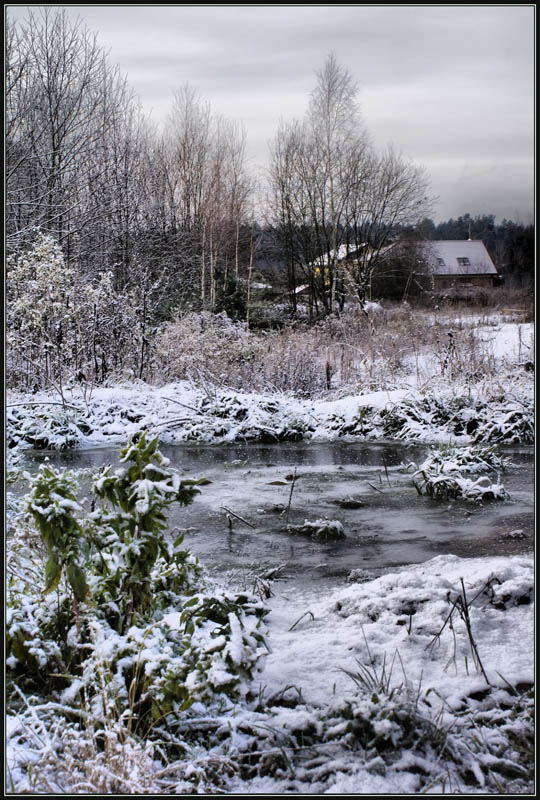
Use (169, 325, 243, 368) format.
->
(160, 396, 200, 413)
(7, 401, 82, 412)
(153, 416, 191, 429)
(366, 481, 384, 494)
(220, 506, 256, 529)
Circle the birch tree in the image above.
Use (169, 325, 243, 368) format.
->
(157, 87, 251, 309)
(270, 54, 432, 313)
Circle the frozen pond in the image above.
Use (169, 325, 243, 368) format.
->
(17, 441, 534, 588)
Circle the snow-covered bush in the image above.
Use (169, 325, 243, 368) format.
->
(156, 312, 332, 397)
(413, 443, 512, 475)
(410, 444, 508, 502)
(6, 434, 269, 737)
(180, 392, 312, 443)
(6, 234, 161, 391)
(287, 519, 346, 540)
(378, 391, 534, 445)
(379, 393, 471, 439)
(415, 472, 507, 502)
(6, 404, 91, 450)
(6, 234, 80, 391)
(324, 405, 376, 437)
(470, 398, 534, 444)
(156, 311, 259, 385)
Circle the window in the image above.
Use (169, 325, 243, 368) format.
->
(457, 257, 470, 267)
(437, 258, 445, 266)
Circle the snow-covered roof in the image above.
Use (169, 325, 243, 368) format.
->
(422, 240, 497, 276)
(318, 243, 369, 265)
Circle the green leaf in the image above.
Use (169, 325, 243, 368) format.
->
(44, 555, 62, 595)
(146, 437, 159, 455)
(66, 562, 89, 601)
(178, 695, 195, 711)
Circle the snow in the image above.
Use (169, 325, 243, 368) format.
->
(261, 553, 533, 709)
(316, 388, 408, 416)
(5, 318, 533, 453)
(479, 321, 533, 361)
(6, 371, 531, 450)
(5, 313, 534, 793)
(163, 611, 182, 629)
(363, 300, 384, 313)
(9, 545, 531, 792)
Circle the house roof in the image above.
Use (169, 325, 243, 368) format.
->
(318, 243, 369, 265)
(422, 240, 497, 276)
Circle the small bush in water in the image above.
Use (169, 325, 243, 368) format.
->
(287, 519, 346, 540)
(410, 444, 508, 503)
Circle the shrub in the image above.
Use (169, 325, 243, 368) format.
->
(287, 519, 346, 540)
(6, 434, 269, 736)
(6, 405, 91, 450)
(410, 444, 509, 502)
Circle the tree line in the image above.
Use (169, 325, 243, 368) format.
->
(5, 8, 533, 390)
(6, 10, 434, 313)
(6, 8, 253, 314)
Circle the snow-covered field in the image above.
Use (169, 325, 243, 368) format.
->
(264, 553, 534, 709)
(6, 316, 534, 794)
(237, 552, 534, 793)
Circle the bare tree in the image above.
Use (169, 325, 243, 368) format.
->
(308, 53, 370, 308)
(157, 87, 252, 310)
(341, 146, 432, 305)
(6, 7, 147, 280)
(269, 119, 327, 317)
(270, 54, 432, 314)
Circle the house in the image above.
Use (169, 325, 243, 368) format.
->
(421, 240, 498, 290)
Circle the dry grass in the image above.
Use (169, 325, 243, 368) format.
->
(154, 303, 527, 397)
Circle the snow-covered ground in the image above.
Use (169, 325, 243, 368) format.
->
(5, 316, 534, 794)
(262, 554, 533, 710)
(236, 552, 534, 793)
(7, 552, 533, 794)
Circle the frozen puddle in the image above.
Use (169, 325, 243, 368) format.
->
(18, 441, 534, 588)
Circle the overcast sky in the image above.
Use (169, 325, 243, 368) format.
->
(7, 4, 535, 223)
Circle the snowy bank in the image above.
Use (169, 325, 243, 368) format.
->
(262, 552, 534, 709)
(6, 368, 534, 452)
